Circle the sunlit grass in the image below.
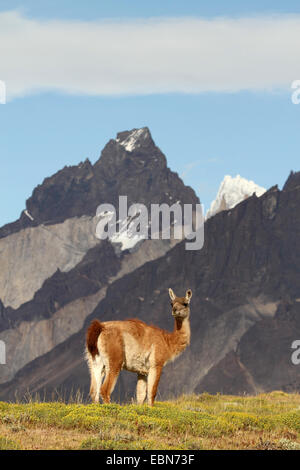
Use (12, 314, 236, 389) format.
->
(0, 391, 300, 450)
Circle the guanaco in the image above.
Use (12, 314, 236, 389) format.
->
(85, 288, 192, 406)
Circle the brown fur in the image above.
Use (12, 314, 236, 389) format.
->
(86, 320, 103, 358)
(85, 288, 192, 406)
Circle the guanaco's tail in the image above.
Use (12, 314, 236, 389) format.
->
(86, 320, 103, 358)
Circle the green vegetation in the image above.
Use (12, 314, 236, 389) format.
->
(0, 391, 300, 450)
(0, 436, 22, 450)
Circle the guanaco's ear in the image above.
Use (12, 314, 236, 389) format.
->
(185, 289, 192, 301)
(169, 288, 176, 301)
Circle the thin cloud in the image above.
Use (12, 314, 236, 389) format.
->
(180, 161, 201, 178)
(181, 158, 219, 178)
(1, 11, 300, 100)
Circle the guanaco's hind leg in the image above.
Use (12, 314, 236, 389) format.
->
(100, 365, 122, 404)
(147, 366, 163, 406)
(99, 331, 123, 404)
(136, 374, 147, 404)
(89, 356, 105, 403)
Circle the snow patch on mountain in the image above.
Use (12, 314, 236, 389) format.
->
(116, 128, 147, 152)
(206, 175, 266, 219)
(96, 209, 147, 252)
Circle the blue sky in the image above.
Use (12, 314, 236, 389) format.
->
(1, 1, 300, 226)
(2, 0, 300, 20)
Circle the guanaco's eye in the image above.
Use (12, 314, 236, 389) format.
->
(183, 302, 188, 307)
(170, 302, 173, 306)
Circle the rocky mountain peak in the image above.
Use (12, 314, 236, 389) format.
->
(115, 127, 153, 152)
(95, 127, 166, 175)
(283, 170, 300, 191)
(0, 127, 198, 239)
(206, 174, 266, 219)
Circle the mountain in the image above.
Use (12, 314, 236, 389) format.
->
(206, 174, 266, 219)
(0, 130, 299, 402)
(0, 127, 198, 389)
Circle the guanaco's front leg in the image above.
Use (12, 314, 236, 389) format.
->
(136, 374, 147, 404)
(147, 365, 162, 406)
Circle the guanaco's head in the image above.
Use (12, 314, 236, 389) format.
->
(168, 288, 192, 319)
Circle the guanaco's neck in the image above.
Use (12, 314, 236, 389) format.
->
(167, 316, 191, 359)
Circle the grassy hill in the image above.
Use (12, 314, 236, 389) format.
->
(0, 392, 300, 450)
